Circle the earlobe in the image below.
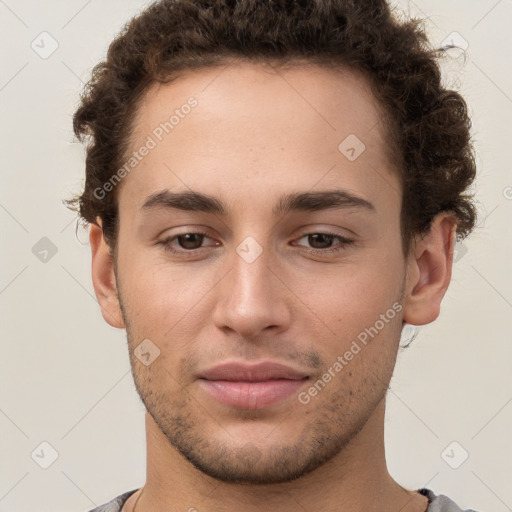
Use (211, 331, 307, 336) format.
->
(402, 213, 457, 326)
(89, 218, 125, 329)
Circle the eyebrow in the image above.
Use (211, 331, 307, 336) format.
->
(140, 189, 376, 216)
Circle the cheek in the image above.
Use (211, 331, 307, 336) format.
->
(119, 249, 217, 338)
(291, 253, 404, 351)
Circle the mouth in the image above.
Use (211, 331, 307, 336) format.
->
(197, 361, 310, 409)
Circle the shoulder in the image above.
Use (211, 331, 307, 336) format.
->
(85, 489, 139, 512)
(419, 488, 481, 512)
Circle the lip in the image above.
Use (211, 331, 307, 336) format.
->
(199, 361, 310, 381)
(197, 361, 310, 409)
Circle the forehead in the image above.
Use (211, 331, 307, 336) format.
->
(118, 60, 399, 219)
(132, 60, 386, 147)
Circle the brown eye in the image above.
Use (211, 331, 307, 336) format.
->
(159, 230, 219, 256)
(176, 233, 205, 250)
(306, 233, 336, 249)
(293, 231, 355, 256)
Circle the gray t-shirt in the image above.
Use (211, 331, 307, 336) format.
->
(86, 487, 481, 512)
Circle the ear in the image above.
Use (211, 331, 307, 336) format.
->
(402, 213, 458, 326)
(89, 218, 125, 329)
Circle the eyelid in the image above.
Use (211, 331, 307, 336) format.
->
(157, 225, 217, 242)
(294, 231, 352, 244)
(158, 229, 218, 254)
(292, 231, 355, 253)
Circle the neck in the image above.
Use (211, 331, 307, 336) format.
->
(133, 398, 428, 512)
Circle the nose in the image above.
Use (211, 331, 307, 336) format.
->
(211, 243, 292, 339)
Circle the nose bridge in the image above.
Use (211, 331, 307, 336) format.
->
(212, 235, 290, 337)
(231, 238, 271, 302)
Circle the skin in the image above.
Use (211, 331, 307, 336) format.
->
(89, 61, 456, 512)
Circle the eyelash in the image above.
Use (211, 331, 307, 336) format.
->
(158, 230, 355, 257)
(297, 232, 355, 255)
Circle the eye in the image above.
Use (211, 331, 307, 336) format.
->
(158, 231, 219, 255)
(293, 232, 354, 254)
(157, 230, 354, 258)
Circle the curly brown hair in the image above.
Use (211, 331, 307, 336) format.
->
(64, 0, 477, 256)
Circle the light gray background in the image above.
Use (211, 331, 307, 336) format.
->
(1, 1, 511, 511)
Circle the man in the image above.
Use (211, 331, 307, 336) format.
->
(66, 0, 480, 510)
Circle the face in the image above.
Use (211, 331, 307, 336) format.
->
(104, 61, 410, 483)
